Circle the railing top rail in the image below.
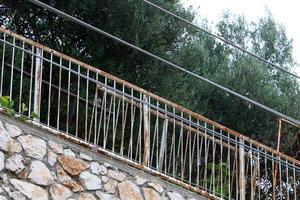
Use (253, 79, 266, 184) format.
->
(1, 26, 299, 166)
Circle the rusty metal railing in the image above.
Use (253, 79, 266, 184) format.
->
(0, 27, 299, 199)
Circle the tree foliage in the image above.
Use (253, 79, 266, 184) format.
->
(1, 0, 299, 154)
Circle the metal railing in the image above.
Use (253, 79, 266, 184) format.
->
(0, 27, 299, 199)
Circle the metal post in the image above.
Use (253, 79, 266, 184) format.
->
(273, 118, 282, 198)
(239, 138, 246, 200)
(143, 94, 150, 166)
(158, 118, 168, 171)
(276, 118, 282, 151)
(33, 48, 42, 121)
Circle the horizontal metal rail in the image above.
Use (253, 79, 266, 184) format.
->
(0, 27, 299, 199)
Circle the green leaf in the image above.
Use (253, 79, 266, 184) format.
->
(31, 112, 39, 119)
(22, 103, 28, 113)
(0, 96, 14, 109)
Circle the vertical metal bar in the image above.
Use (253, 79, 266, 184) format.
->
(286, 160, 290, 200)
(272, 153, 276, 199)
(18, 41, 25, 113)
(220, 130, 223, 198)
(47, 53, 53, 126)
(112, 81, 116, 152)
(120, 85, 125, 156)
(227, 132, 231, 199)
(28, 45, 34, 117)
(264, 150, 268, 199)
(293, 163, 296, 200)
(66, 61, 71, 133)
(239, 138, 246, 200)
(94, 73, 99, 146)
(75, 65, 80, 138)
(9, 37, 15, 99)
(103, 77, 107, 148)
(155, 101, 160, 168)
(257, 149, 261, 200)
(158, 117, 168, 171)
(250, 143, 254, 200)
(88, 88, 97, 142)
(104, 97, 113, 149)
(85, 69, 89, 141)
(204, 122, 208, 190)
(196, 119, 200, 187)
(143, 94, 150, 166)
(115, 99, 120, 149)
(56, 57, 62, 129)
(135, 92, 143, 162)
(277, 118, 282, 151)
(0, 33, 6, 96)
(128, 89, 135, 158)
(96, 90, 105, 145)
(279, 158, 282, 200)
(212, 126, 216, 195)
(189, 115, 192, 184)
(180, 111, 184, 182)
(168, 107, 176, 176)
(33, 48, 42, 121)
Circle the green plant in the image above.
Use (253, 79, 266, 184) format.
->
(0, 96, 14, 109)
(30, 112, 39, 120)
(0, 96, 38, 121)
(21, 103, 28, 113)
(207, 162, 231, 197)
(0, 96, 15, 116)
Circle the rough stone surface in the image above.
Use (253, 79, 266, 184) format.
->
(167, 192, 185, 200)
(0, 123, 21, 153)
(10, 179, 48, 200)
(0, 118, 205, 200)
(64, 149, 76, 157)
(18, 135, 46, 160)
(101, 176, 108, 183)
(79, 171, 102, 190)
(1, 174, 9, 185)
(57, 166, 84, 192)
(148, 182, 164, 193)
(58, 155, 89, 176)
(5, 123, 22, 138)
(48, 150, 57, 166)
(9, 141, 22, 153)
(103, 179, 118, 194)
(49, 184, 72, 200)
(143, 188, 162, 200)
(135, 176, 147, 185)
(48, 141, 64, 154)
(0, 151, 4, 171)
(95, 191, 117, 200)
(78, 193, 97, 200)
(118, 181, 143, 200)
(0, 196, 7, 200)
(5, 154, 25, 174)
(79, 152, 92, 161)
(0, 121, 12, 152)
(9, 191, 26, 200)
(103, 162, 112, 168)
(108, 170, 126, 181)
(28, 160, 54, 186)
(98, 165, 107, 175)
(90, 162, 100, 175)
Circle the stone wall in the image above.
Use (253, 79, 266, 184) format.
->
(0, 115, 206, 200)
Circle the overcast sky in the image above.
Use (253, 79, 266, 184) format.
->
(181, 0, 300, 75)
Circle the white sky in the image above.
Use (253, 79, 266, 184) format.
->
(182, 0, 300, 76)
